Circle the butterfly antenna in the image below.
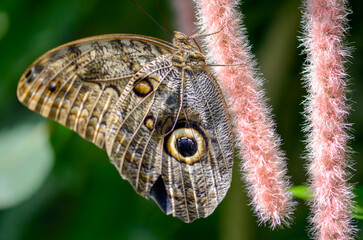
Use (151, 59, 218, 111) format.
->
(189, 24, 227, 39)
(151, 0, 174, 37)
(129, 0, 173, 38)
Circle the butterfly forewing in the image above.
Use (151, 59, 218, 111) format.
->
(17, 35, 174, 148)
(106, 54, 183, 190)
(17, 32, 234, 223)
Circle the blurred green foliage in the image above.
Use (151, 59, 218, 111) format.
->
(0, 0, 362, 239)
(0, 120, 53, 209)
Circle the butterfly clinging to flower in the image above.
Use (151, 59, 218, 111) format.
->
(17, 31, 234, 223)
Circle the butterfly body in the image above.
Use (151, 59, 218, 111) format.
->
(17, 31, 233, 223)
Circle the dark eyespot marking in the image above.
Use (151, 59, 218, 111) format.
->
(144, 115, 155, 130)
(25, 69, 32, 79)
(48, 81, 58, 92)
(164, 122, 207, 164)
(24, 65, 44, 83)
(177, 137, 197, 157)
(133, 78, 153, 97)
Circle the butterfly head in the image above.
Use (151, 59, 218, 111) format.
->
(172, 31, 206, 71)
(173, 31, 189, 44)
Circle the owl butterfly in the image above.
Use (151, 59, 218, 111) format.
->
(17, 31, 234, 223)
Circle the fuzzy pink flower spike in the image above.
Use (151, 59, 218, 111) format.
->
(302, 0, 356, 239)
(194, 0, 295, 227)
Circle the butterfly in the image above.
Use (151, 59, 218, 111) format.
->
(17, 31, 234, 223)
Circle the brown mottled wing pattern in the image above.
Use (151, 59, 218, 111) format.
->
(17, 33, 234, 223)
(17, 34, 174, 148)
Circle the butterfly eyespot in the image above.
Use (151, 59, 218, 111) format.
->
(144, 116, 155, 130)
(24, 65, 44, 84)
(176, 137, 197, 157)
(24, 68, 33, 81)
(165, 127, 206, 164)
(48, 81, 58, 92)
(133, 78, 153, 97)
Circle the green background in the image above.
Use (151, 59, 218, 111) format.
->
(0, 0, 363, 239)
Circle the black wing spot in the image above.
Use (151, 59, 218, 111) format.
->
(25, 68, 32, 79)
(177, 137, 197, 157)
(150, 176, 171, 214)
(48, 81, 58, 92)
(24, 65, 44, 83)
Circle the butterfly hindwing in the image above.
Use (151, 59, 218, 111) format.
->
(159, 68, 233, 222)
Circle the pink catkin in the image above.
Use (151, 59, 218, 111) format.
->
(302, 0, 355, 239)
(193, 0, 295, 227)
